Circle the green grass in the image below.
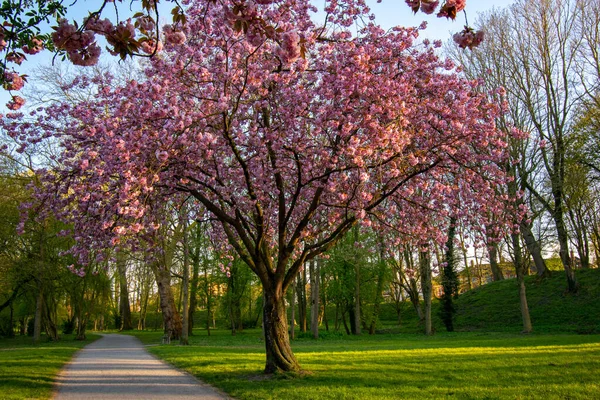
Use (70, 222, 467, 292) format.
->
(0, 334, 100, 400)
(130, 329, 600, 400)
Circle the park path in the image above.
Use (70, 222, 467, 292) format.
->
(53, 334, 229, 400)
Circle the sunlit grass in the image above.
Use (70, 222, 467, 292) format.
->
(0, 334, 100, 400)
(131, 329, 600, 399)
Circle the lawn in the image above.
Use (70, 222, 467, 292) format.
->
(130, 329, 600, 400)
(0, 334, 100, 400)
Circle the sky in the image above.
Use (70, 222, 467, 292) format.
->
(0, 0, 516, 112)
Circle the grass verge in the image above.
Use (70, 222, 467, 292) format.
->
(130, 329, 600, 400)
(0, 334, 100, 400)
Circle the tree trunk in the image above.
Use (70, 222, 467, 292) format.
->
(8, 302, 15, 338)
(295, 273, 307, 332)
(43, 296, 59, 341)
(555, 208, 578, 292)
(520, 220, 549, 277)
(154, 265, 182, 340)
(458, 229, 473, 291)
(117, 255, 133, 331)
(310, 259, 320, 339)
(511, 232, 533, 333)
(320, 271, 329, 331)
(290, 281, 295, 340)
(353, 228, 361, 335)
(441, 219, 458, 332)
(188, 233, 200, 336)
(204, 263, 211, 336)
(488, 243, 504, 282)
(419, 247, 433, 336)
(263, 286, 300, 373)
(33, 283, 42, 343)
(180, 212, 190, 345)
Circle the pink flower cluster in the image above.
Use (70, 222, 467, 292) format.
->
(6, 95, 25, 110)
(438, 0, 466, 19)
(67, 264, 86, 277)
(0, 26, 6, 51)
(277, 31, 301, 64)
(4, 72, 24, 90)
(164, 25, 187, 45)
(453, 26, 484, 49)
(141, 39, 163, 54)
(22, 37, 44, 55)
(52, 19, 101, 66)
(6, 52, 25, 65)
(405, 0, 439, 14)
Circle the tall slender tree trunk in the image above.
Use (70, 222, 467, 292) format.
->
(520, 220, 549, 277)
(458, 229, 473, 290)
(441, 219, 458, 332)
(353, 227, 361, 335)
(419, 247, 433, 336)
(188, 232, 200, 336)
(320, 271, 329, 332)
(511, 232, 533, 333)
(290, 281, 295, 340)
(404, 250, 423, 321)
(117, 254, 133, 331)
(295, 273, 306, 332)
(488, 243, 504, 282)
(180, 211, 190, 345)
(310, 259, 320, 339)
(33, 282, 42, 343)
(369, 256, 386, 335)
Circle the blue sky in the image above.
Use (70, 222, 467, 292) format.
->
(1, 0, 515, 112)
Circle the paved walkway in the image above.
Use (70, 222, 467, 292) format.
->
(53, 334, 229, 399)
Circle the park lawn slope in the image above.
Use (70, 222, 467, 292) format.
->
(453, 268, 600, 333)
(0, 334, 100, 400)
(377, 268, 600, 333)
(132, 330, 600, 400)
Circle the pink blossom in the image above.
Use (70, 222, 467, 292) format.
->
(52, 19, 100, 66)
(453, 26, 484, 49)
(141, 40, 163, 54)
(6, 52, 25, 65)
(22, 37, 44, 55)
(438, 0, 466, 19)
(6, 95, 25, 110)
(277, 31, 301, 64)
(420, 0, 439, 14)
(155, 150, 169, 163)
(4, 72, 24, 90)
(164, 26, 187, 45)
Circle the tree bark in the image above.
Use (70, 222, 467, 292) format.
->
(180, 211, 190, 345)
(419, 247, 433, 336)
(33, 282, 42, 343)
(310, 259, 320, 339)
(295, 273, 307, 332)
(290, 281, 295, 340)
(188, 230, 200, 335)
(263, 285, 300, 373)
(117, 254, 133, 331)
(153, 265, 182, 340)
(520, 220, 549, 277)
(488, 243, 504, 282)
(511, 232, 533, 333)
(441, 219, 458, 332)
(353, 227, 361, 335)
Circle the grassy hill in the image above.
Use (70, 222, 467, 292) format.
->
(379, 268, 600, 334)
